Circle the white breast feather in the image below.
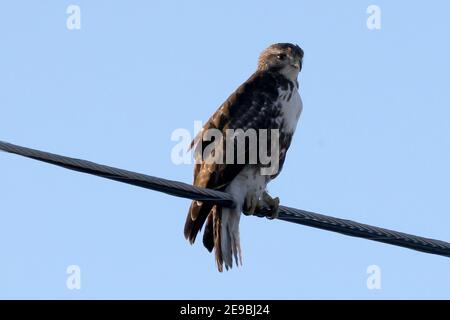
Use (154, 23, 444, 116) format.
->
(279, 88, 303, 134)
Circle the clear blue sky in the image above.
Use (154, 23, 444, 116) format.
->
(1, 0, 449, 299)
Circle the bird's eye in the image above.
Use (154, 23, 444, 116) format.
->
(277, 54, 286, 60)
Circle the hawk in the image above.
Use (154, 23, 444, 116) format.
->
(184, 43, 304, 271)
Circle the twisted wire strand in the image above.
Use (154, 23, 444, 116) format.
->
(1, 140, 449, 258)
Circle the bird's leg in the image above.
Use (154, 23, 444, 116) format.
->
(243, 194, 259, 216)
(261, 191, 280, 220)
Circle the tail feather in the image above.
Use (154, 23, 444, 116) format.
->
(221, 206, 242, 270)
(184, 201, 212, 244)
(184, 201, 242, 272)
(202, 211, 215, 252)
(213, 206, 224, 272)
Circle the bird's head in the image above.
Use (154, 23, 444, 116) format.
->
(257, 43, 304, 80)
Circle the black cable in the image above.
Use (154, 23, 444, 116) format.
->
(1, 140, 449, 259)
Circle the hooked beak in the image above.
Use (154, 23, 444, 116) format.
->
(291, 58, 302, 71)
